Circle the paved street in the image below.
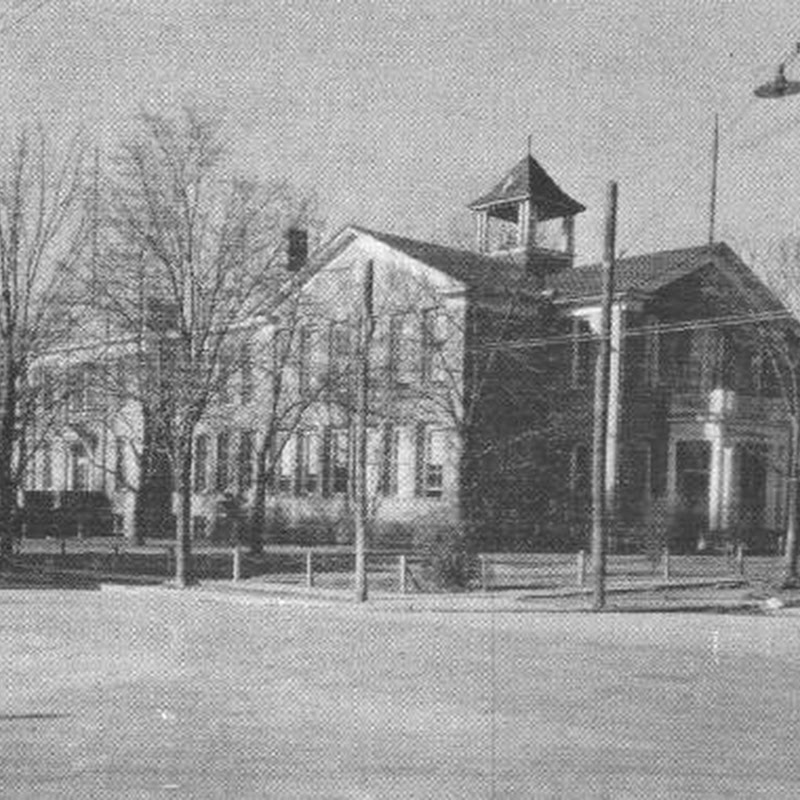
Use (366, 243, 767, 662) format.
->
(2, 587, 800, 798)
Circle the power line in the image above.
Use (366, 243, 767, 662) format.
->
(467, 307, 797, 356)
(0, 0, 58, 35)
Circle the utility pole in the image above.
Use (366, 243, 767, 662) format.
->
(591, 181, 618, 611)
(354, 259, 374, 602)
(708, 113, 720, 245)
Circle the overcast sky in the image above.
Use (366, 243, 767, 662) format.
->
(4, 0, 800, 265)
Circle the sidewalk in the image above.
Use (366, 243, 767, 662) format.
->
(150, 572, 794, 615)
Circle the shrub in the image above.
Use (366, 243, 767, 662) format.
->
(414, 523, 479, 591)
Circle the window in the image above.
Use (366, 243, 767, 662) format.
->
(675, 440, 710, 525)
(216, 431, 231, 493)
(40, 369, 55, 413)
(239, 342, 254, 404)
(644, 317, 659, 387)
(68, 366, 88, 412)
(114, 437, 126, 491)
(298, 326, 322, 396)
(298, 431, 321, 495)
(662, 329, 699, 390)
(238, 430, 254, 492)
(379, 424, 399, 497)
(327, 429, 349, 495)
(389, 312, 416, 384)
(70, 443, 89, 491)
(329, 321, 351, 376)
(194, 434, 209, 493)
(277, 435, 296, 494)
(270, 328, 291, 398)
(625, 326, 647, 389)
(571, 318, 595, 387)
(620, 444, 652, 522)
(272, 328, 291, 373)
(41, 442, 53, 491)
(758, 352, 781, 398)
(192, 516, 208, 539)
(421, 309, 448, 383)
(416, 426, 446, 499)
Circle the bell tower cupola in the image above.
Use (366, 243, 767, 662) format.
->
(468, 153, 585, 275)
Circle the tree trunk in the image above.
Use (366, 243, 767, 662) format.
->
(249, 436, 273, 555)
(0, 368, 18, 558)
(783, 416, 800, 588)
(174, 448, 193, 587)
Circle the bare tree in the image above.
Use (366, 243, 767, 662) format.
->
(242, 286, 333, 553)
(712, 238, 800, 586)
(747, 239, 800, 586)
(92, 105, 317, 585)
(0, 127, 88, 554)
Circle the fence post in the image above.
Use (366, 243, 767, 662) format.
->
(577, 549, 586, 587)
(60, 538, 66, 557)
(735, 543, 745, 576)
(305, 550, 314, 588)
(232, 545, 242, 582)
(399, 554, 407, 594)
(662, 544, 670, 581)
(480, 555, 490, 592)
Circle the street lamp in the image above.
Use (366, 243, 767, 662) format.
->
(754, 43, 800, 98)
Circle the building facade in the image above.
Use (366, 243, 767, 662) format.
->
(25, 154, 799, 553)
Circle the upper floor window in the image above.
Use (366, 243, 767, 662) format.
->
(298, 326, 324, 397)
(67, 366, 90, 412)
(661, 329, 700, 390)
(239, 342, 254, 404)
(625, 316, 659, 389)
(389, 312, 416, 385)
(329, 321, 351, 375)
(421, 309, 449, 384)
(194, 434, 209, 493)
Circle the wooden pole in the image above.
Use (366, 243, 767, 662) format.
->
(708, 113, 720, 245)
(232, 545, 241, 581)
(305, 549, 314, 588)
(591, 181, 618, 611)
(577, 549, 586, 587)
(354, 260, 374, 602)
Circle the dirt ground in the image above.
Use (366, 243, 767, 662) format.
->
(1, 586, 800, 798)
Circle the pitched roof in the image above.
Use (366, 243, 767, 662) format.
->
(468, 155, 586, 219)
(545, 243, 726, 300)
(343, 228, 788, 314)
(350, 226, 541, 295)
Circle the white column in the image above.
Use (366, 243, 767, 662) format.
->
(707, 431, 725, 531)
(720, 444, 736, 530)
(605, 304, 624, 509)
